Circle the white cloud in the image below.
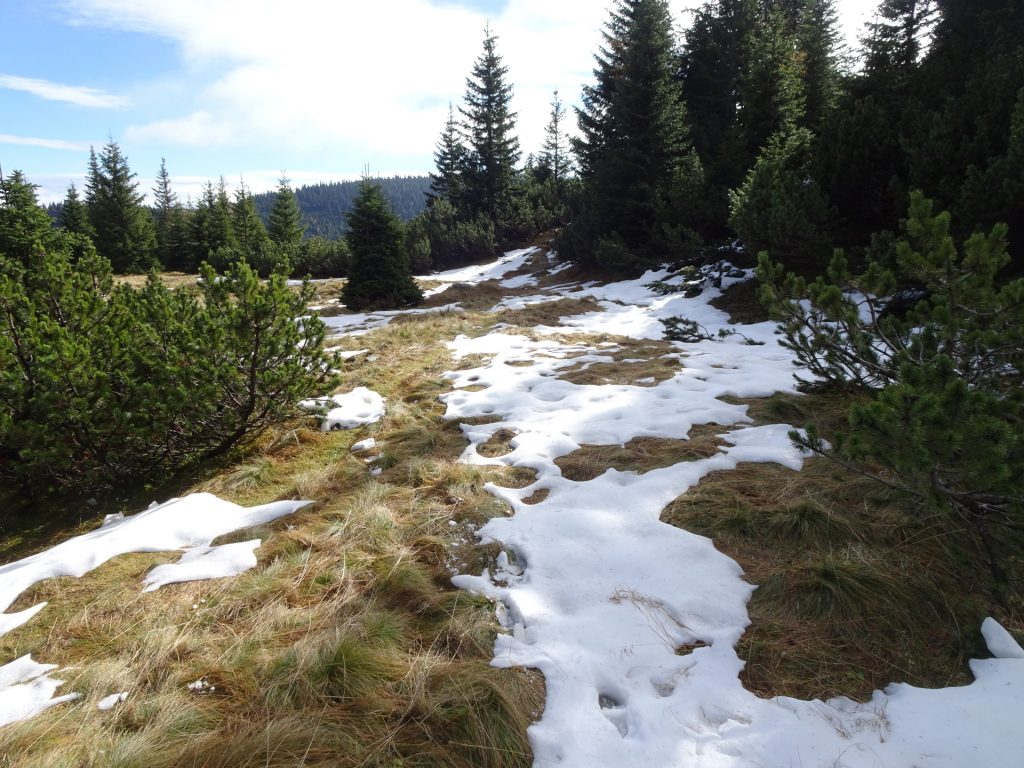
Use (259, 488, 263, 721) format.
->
(0, 134, 92, 151)
(60, 0, 880, 168)
(0, 73, 129, 109)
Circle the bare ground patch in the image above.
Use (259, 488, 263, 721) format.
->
(493, 297, 603, 328)
(556, 428, 728, 482)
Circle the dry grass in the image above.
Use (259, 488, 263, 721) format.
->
(660, 390, 1014, 702)
(113, 272, 199, 291)
(0, 306, 543, 768)
(420, 280, 510, 312)
(493, 297, 602, 329)
(556, 428, 727, 482)
(556, 338, 681, 387)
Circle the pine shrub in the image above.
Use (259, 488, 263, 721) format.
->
(0, 237, 339, 501)
(758, 193, 1023, 579)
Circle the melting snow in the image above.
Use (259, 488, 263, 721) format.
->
(444, 262, 1024, 767)
(0, 493, 310, 726)
(97, 691, 128, 711)
(301, 386, 386, 431)
(142, 540, 262, 592)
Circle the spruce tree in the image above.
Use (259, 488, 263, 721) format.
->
(59, 183, 92, 239)
(738, 7, 806, 157)
(680, 0, 757, 234)
(84, 140, 156, 272)
(267, 176, 305, 254)
(189, 181, 235, 266)
(862, 0, 937, 79)
(212, 177, 236, 249)
(729, 127, 832, 272)
(342, 179, 422, 311)
(152, 158, 183, 268)
(537, 90, 572, 196)
(797, 0, 842, 130)
(0, 170, 58, 264)
(460, 25, 521, 226)
(571, 0, 702, 269)
(232, 180, 269, 254)
(681, 0, 756, 165)
(429, 103, 470, 208)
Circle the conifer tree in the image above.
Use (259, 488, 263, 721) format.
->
(84, 140, 156, 272)
(267, 176, 305, 254)
(537, 90, 572, 196)
(190, 181, 235, 266)
(862, 0, 937, 79)
(59, 183, 92, 239)
(152, 159, 175, 231)
(460, 25, 521, 225)
(738, 7, 806, 157)
(429, 104, 470, 208)
(232, 180, 269, 254)
(152, 158, 185, 268)
(681, 0, 756, 165)
(570, 0, 702, 269)
(342, 179, 422, 311)
(797, 0, 842, 130)
(0, 170, 58, 264)
(212, 177, 236, 249)
(729, 127, 831, 271)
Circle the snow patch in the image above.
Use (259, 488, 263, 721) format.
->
(301, 386, 385, 431)
(142, 540, 262, 592)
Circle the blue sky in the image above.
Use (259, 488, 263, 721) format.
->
(1, 0, 876, 204)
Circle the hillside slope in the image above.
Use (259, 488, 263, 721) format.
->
(1, 246, 1022, 766)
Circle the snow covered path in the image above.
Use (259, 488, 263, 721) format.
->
(444, 262, 1024, 767)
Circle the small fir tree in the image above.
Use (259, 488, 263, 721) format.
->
(232, 179, 270, 254)
(267, 176, 305, 255)
(729, 127, 832, 272)
(537, 89, 572, 197)
(59, 183, 93, 239)
(342, 179, 422, 311)
(1, 170, 61, 267)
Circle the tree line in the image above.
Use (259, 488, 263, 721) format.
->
(251, 176, 431, 239)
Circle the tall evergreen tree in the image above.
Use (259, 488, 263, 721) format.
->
(342, 179, 422, 310)
(429, 103, 470, 208)
(460, 25, 521, 225)
(84, 140, 157, 272)
(189, 181, 235, 266)
(570, 0, 703, 269)
(212, 177, 236, 249)
(862, 0, 937, 78)
(537, 89, 572, 195)
(681, 0, 756, 165)
(152, 158, 182, 268)
(267, 176, 305, 253)
(232, 180, 269, 254)
(738, 7, 806, 157)
(797, 0, 842, 130)
(680, 0, 758, 233)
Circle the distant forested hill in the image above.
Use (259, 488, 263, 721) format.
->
(253, 176, 431, 239)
